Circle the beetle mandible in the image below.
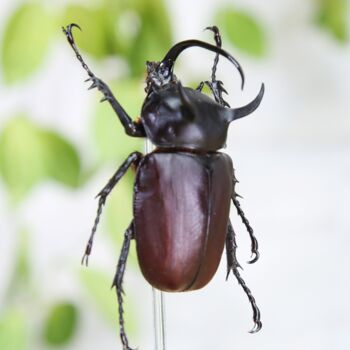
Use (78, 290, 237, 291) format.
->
(63, 23, 264, 350)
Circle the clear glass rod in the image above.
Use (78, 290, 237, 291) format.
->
(145, 139, 166, 350)
(152, 288, 166, 350)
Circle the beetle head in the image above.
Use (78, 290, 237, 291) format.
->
(145, 60, 177, 93)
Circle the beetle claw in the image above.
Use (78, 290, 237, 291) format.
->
(88, 82, 97, 90)
(248, 250, 260, 264)
(81, 253, 89, 266)
(249, 320, 262, 334)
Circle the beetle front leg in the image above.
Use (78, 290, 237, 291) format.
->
(112, 221, 135, 350)
(62, 24, 145, 137)
(231, 171, 259, 264)
(226, 220, 262, 333)
(196, 26, 230, 107)
(82, 152, 143, 266)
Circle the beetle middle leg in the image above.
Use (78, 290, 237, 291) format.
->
(231, 171, 259, 264)
(82, 151, 143, 266)
(226, 220, 262, 333)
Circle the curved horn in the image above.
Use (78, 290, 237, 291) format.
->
(225, 83, 265, 122)
(177, 81, 196, 121)
(162, 40, 245, 89)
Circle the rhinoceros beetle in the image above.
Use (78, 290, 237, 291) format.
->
(63, 23, 264, 349)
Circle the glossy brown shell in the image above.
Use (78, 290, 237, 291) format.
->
(134, 151, 232, 292)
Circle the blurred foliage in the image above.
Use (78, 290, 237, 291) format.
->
(1, 3, 55, 84)
(42, 302, 78, 346)
(316, 0, 348, 42)
(0, 310, 27, 350)
(11, 230, 31, 291)
(125, 0, 172, 76)
(216, 8, 266, 57)
(63, 5, 120, 59)
(79, 268, 137, 335)
(0, 116, 81, 202)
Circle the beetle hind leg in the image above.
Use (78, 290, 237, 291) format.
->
(82, 152, 142, 266)
(112, 221, 135, 350)
(226, 220, 262, 333)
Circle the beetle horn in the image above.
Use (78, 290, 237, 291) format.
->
(177, 81, 196, 120)
(162, 40, 245, 89)
(225, 83, 265, 122)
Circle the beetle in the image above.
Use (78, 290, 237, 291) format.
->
(63, 23, 264, 349)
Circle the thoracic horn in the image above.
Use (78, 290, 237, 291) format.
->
(225, 83, 265, 122)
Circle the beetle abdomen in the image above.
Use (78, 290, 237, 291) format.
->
(134, 151, 232, 292)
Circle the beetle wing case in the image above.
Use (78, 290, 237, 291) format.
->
(134, 151, 233, 292)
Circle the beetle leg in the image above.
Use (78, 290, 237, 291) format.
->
(226, 220, 262, 333)
(195, 81, 205, 92)
(205, 26, 221, 83)
(198, 26, 231, 107)
(62, 24, 145, 137)
(82, 152, 143, 266)
(231, 172, 260, 264)
(111, 221, 135, 350)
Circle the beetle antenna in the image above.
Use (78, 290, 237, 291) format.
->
(62, 23, 94, 78)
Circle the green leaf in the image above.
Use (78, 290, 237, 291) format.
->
(1, 3, 55, 83)
(0, 117, 47, 200)
(62, 3, 133, 58)
(0, 310, 27, 350)
(79, 268, 137, 335)
(43, 302, 78, 346)
(41, 130, 80, 187)
(126, 0, 172, 76)
(8, 229, 31, 295)
(0, 116, 81, 201)
(93, 79, 144, 163)
(216, 8, 266, 57)
(316, 0, 348, 42)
